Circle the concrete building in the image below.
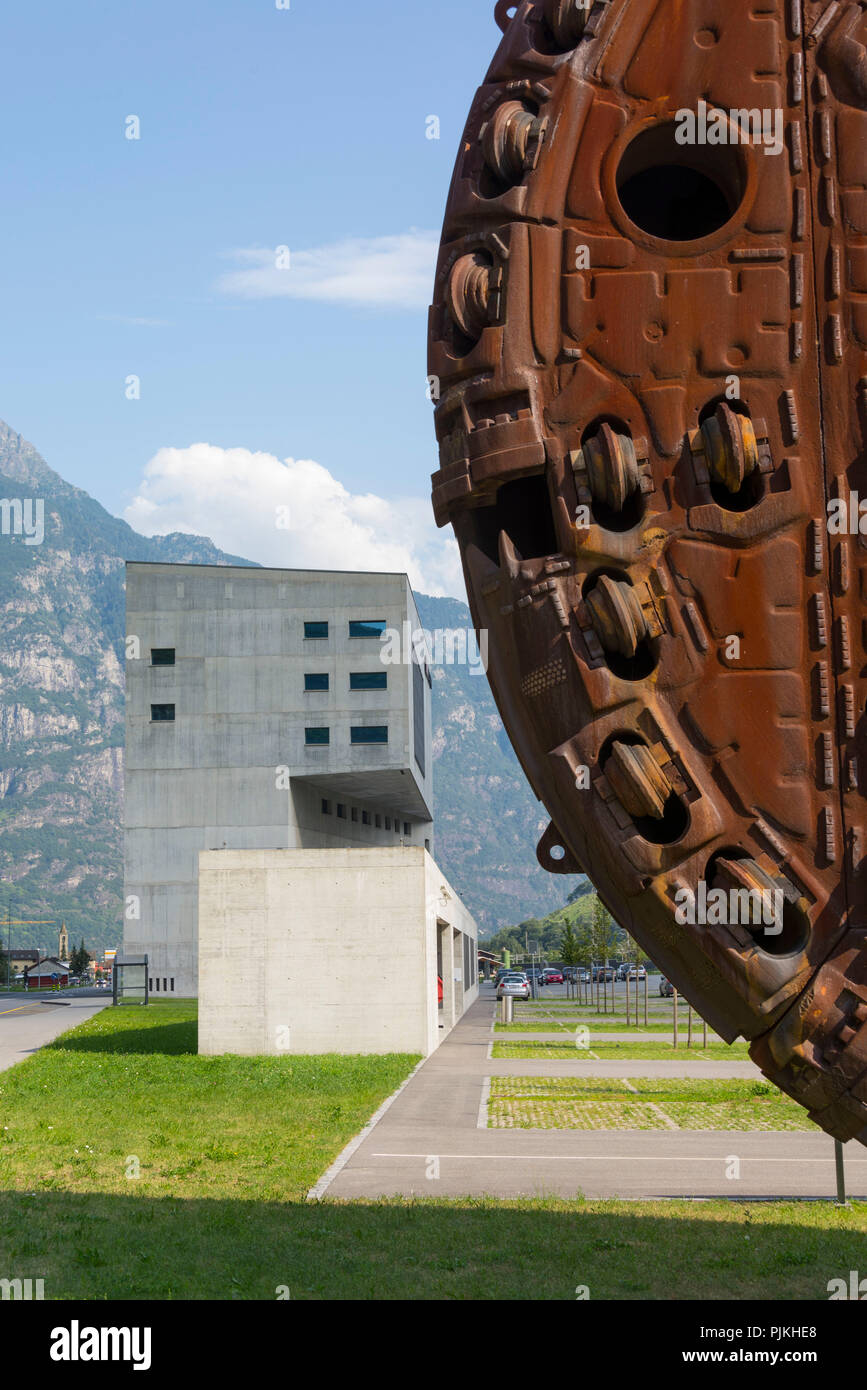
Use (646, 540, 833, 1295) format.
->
(198, 848, 477, 1056)
(124, 564, 455, 1016)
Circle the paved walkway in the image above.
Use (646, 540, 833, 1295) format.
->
(0, 995, 106, 1072)
(321, 994, 867, 1201)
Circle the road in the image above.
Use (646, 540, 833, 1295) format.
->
(0, 991, 108, 1072)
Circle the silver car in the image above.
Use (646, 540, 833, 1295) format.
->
(497, 973, 530, 1001)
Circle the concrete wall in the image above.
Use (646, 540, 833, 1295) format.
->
(198, 847, 479, 1056)
(124, 564, 434, 996)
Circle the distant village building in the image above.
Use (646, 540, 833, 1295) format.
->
(24, 958, 69, 989)
(1, 948, 40, 977)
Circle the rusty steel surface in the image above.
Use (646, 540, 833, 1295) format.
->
(428, 0, 867, 1143)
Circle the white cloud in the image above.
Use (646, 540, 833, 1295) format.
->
(216, 230, 439, 310)
(123, 443, 465, 598)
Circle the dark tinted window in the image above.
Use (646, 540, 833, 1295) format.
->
(349, 619, 387, 639)
(304, 621, 329, 639)
(305, 727, 330, 745)
(151, 648, 175, 666)
(151, 704, 175, 722)
(351, 726, 388, 744)
(305, 673, 329, 692)
(413, 658, 426, 777)
(350, 671, 387, 691)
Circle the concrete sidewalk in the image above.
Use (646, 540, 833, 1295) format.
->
(0, 996, 107, 1072)
(320, 995, 867, 1201)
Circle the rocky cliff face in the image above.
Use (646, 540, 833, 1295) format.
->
(0, 422, 253, 953)
(0, 422, 569, 952)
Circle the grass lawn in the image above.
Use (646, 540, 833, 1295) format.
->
(493, 1042, 751, 1061)
(488, 1077, 817, 1131)
(1, 1001, 865, 1299)
(0, 1001, 417, 1203)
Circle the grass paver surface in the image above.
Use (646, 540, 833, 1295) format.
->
(488, 1076, 817, 1132)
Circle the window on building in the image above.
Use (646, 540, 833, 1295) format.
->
(151, 648, 176, 666)
(463, 934, 476, 987)
(321, 799, 332, 815)
(148, 978, 153, 992)
(375, 814, 382, 829)
(170, 978, 175, 992)
(349, 619, 387, 639)
(337, 804, 346, 819)
(385, 817, 391, 831)
(304, 673, 329, 692)
(413, 658, 426, 778)
(350, 671, 387, 691)
(351, 808, 358, 823)
(394, 822, 400, 835)
(163, 979, 167, 993)
(151, 704, 176, 722)
(154, 978, 160, 992)
(304, 621, 329, 639)
(362, 811, 371, 826)
(305, 727, 330, 745)
(350, 726, 388, 745)
(404, 822, 411, 837)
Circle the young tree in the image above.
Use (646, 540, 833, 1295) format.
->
(590, 897, 620, 1014)
(560, 921, 580, 998)
(70, 940, 91, 978)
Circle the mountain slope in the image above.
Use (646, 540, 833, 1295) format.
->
(415, 594, 571, 932)
(0, 422, 571, 953)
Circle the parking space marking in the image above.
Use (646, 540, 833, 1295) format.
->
(477, 1077, 491, 1130)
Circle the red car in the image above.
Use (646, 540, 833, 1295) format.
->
(540, 969, 564, 985)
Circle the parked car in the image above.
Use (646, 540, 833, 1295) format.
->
(540, 968, 564, 985)
(628, 966, 647, 981)
(497, 974, 530, 1001)
(593, 966, 615, 982)
(659, 976, 675, 997)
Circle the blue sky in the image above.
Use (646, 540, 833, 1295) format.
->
(0, 0, 503, 593)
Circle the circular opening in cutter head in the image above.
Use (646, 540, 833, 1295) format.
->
(615, 121, 747, 244)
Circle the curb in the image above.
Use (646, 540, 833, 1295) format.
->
(306, 1054, 430, 1202)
